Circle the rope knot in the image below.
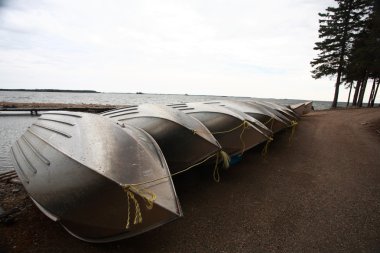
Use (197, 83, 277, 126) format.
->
(261, 137, 273, 157)
(213, 150, 230, 183)
(122, 184, 157, 229)
(289, 120, 298, 143)
(239, 121, 250, 155)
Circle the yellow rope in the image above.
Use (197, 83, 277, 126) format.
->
(121, 118, 282, 228)
(270, 117, 274, 130)
(264, 117, 275, 131)
(121, 149, 230, 228)
(219, 150, 230, 169)
(123, 185, 156, 229)
(210, 120, 248, 135)
(171, 151, 222, 177)
(212, 120, 250, 155)
(121, 118, 279, 228)
(288, 120, 298, 143)
(121, 151, 219, 190)
(121, 151, 229, 188)
(193, 120, 249, 157)
(125, 190, 140, 228)
(213, 150, 231, 182)
(213, 152, 221, 182)
(261, 137, 274, 157)
(239, 121, 250, 155)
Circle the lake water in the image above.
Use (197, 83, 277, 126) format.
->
(1, 90, 334, 108)
(0, 91, 335, 173)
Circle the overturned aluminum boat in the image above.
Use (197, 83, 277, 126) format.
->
(10, 111, 182, 243)
(8, 99, 313, 243)
(100, 104, 221, 173)
(222, 101, 290, 133)
(289, 103, 306, 116)
(168, 102, 271, 156)
(289, 101, 313, 116)
(197, 100, 277, 137)
(303, 101, 313, 115)
(246, 101, 294, 130)
(251, 101, 298, 122)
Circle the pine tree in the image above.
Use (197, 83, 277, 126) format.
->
(366, 0, 380, 106)
(311, 0, 372, 108)
(345, 0, 379, 106)
(346, 28, 371, 106)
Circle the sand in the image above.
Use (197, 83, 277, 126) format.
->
(1, 107, 380, 253)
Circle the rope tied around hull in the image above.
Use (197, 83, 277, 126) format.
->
(213, 150, 231, 182)
(238, 121, 250, 155)
(288, 120, 298, 143)
(121, 149, 230, 228)
(210, 120, 249, 135)
(264, 117, 275, 131)
(122, 185, 157, 229)
(193, 120, 250, 157)
(261, 137, 274, 157)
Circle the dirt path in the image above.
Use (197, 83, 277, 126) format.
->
(1, 108, 380, 252)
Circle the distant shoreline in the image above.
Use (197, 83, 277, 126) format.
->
(0, 89, 99, 93)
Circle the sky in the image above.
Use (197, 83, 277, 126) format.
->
(0, 0, 376, 102)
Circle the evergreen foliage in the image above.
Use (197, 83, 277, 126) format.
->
(346, 0, 380, 106)
(311, 0, 373, 108)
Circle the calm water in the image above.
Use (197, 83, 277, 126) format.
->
(0, 91, 335, 173)
(1, 90, 333, 107)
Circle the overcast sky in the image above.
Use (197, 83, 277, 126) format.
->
(1, 0, 374, 102)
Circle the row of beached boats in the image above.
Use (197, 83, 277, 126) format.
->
(9, 100, 312, 242)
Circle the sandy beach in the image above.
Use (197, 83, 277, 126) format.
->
(1, 107, 380, 253)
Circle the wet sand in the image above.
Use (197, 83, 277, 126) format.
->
(1, 107, 380, 253)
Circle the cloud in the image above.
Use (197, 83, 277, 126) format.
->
(0, 0, 9, 8)
(1, 0, 368, 102)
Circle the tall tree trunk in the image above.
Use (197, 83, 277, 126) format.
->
(346, 82, 353, 107)
(332, 0, 354, 108)
(332, 75, 341, 108)
(370, 78, 380, 107)
(368, 79, 376, 107)
(352, 80, 361, 106)
(358, 72, 369, 107)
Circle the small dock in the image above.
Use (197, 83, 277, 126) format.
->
(0, 106, 118, 115)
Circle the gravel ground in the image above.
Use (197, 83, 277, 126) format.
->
(1, 107, 380, 253)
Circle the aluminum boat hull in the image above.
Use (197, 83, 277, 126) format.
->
(100, 104, 221, 173)
(10, 111, 182, 242)
(169, 102, 270, 156)
(289, 103, 306, 116)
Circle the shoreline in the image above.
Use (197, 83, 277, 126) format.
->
(0, 101, 378, 113)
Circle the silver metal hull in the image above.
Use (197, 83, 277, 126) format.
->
(7, 99, 311, 243)
(197, 100, 275, 137)
(168, 102, 271, 156)
(10, 111, 182, 242)
(303, 101, 313, 115)
(289, 103, 306, 116)
(251, 101, 298, 122)
(233, 101, 289, 133)
(247, 101, 294, 131)
(100, 104, 221, 173)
